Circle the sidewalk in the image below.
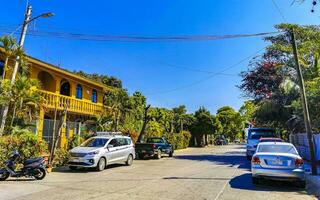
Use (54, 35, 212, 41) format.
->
(304, 163, 320, 197)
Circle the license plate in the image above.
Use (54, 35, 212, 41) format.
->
(271, 160, 283, 165)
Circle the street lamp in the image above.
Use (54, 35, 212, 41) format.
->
(0, 5, 54, 133)
(11, 5, 54, 84)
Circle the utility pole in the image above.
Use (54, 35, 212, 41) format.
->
(290, 29, 318, 175)
(0, 5, 53, 133)
(0, 5, 32, 133)
(11, 5, 32, 84)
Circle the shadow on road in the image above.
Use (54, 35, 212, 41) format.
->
(175, 149, 310, 195)
(53, 163, 127, 173)
(163, 177, 230, 181)
(229, 173, 306, 192)
(174, 154, 250, 170)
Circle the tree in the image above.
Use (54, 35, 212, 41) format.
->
(240, 24, 320, 133)
(0, 36, 26, 133)
(190, 107, 215, 146)
(104, 89, 130, 132)
(216, 106, 243, 141)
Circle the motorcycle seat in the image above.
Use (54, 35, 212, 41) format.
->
(24, 157, 43, 165)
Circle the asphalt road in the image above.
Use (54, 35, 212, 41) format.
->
(0, 145, 317, 200)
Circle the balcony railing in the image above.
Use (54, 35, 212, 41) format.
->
(39, 90, 105, 116)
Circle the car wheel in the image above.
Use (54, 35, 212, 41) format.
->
(169, 151, 173, 157)
(96, 158, 106, 171)
(126, 154, 133, 166)
(154, 150, 161, 159)
(296, 181, 306, 188)
(252, 177, 260, 184)
(69, 166, 77, 171)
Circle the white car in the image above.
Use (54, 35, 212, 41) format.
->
(68, 135, 135, 171)
(251, 142, 305, 188)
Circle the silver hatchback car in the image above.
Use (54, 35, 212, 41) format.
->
(68, 135, 135, 171)
(251, 142, 305, 188)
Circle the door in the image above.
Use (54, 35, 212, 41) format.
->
(115, 138, 130, 162)
(106, 139, 120, 163)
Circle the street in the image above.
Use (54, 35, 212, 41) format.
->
(0, 145, 316, 200)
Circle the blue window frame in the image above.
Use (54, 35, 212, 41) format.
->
(76, 84, 82, 99)
(92, 89, 97, 103)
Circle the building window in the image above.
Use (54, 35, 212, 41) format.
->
(60, 79, 71, 96)
(0, 60, 4, 77)
(92, 89, 97, 103)
(76, 84, 82, 99)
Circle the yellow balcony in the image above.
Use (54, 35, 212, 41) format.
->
(39, 90, 105, 116)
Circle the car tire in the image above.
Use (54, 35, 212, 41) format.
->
(69, 166, 77, 171)
(296, 181, 306, 188)
(126, 154, 133, 166)
(96, 158, 106, 171)
(169, 151, 173, 157)
(154, 150, 161, 159)
(252, 177, 260, 184)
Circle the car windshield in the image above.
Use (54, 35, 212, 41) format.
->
(80, 138, 109, 147)
(257, 144, 298, 155)
(147, 138, 163, 143)
(249, 129, 276, 139)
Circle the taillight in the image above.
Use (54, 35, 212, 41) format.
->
(252, 156, 260, 165)
(295, 158, 304, 167)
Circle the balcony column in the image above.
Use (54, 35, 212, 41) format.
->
(55, 77, 61, 94)
(70, 81, 76, 98)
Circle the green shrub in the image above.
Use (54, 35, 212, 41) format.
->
(0, 128, 48, 168)
(52, 149, 70, 167)
(164, 131, 191, 150)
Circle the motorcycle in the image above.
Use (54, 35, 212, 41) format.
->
(0, 150, 47, 181)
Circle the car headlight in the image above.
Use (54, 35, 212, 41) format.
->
(87, 150, 100, 155)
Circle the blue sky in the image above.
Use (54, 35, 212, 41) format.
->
(0, 0, 319, 114)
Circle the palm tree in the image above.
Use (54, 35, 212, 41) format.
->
(9, 76, 42, 127)
(0, 36, 16, 79)
(0, 36, 28, 134)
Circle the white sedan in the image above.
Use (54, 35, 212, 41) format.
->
(251, 142, 306, 188)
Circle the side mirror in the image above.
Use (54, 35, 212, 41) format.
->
(107, 144, 114, 149)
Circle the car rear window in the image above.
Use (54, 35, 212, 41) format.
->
(257, 144, 298, 155)
(146, 138, 163, 143)
(249, 129, 277, 139)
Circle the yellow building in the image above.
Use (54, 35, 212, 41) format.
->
(0, 49, 112, 149)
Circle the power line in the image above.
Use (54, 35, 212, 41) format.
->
(271, 0, 288, 22)
(0, 26, 282, 42)
(145, 47, 265, 95)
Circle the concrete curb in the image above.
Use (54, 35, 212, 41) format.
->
(306, 173, 320, 198)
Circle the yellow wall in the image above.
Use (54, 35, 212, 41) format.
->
(0, 50, 111, 149)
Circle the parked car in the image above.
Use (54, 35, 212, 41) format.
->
(259, 137, 284, 143)
(251, 142, 305, 188)
(246, 128, 277, 160)
(68, 135, 135, 171)
(135, 137, 173, 159)
(214, 135, 228, 145)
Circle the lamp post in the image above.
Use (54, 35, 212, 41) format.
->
(0, 5, 54, 133)
(10, 5, 54, 84)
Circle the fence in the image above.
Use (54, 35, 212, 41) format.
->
(289, 133, 320, 161)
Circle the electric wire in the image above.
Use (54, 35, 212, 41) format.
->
(145, 47, 266, 95)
